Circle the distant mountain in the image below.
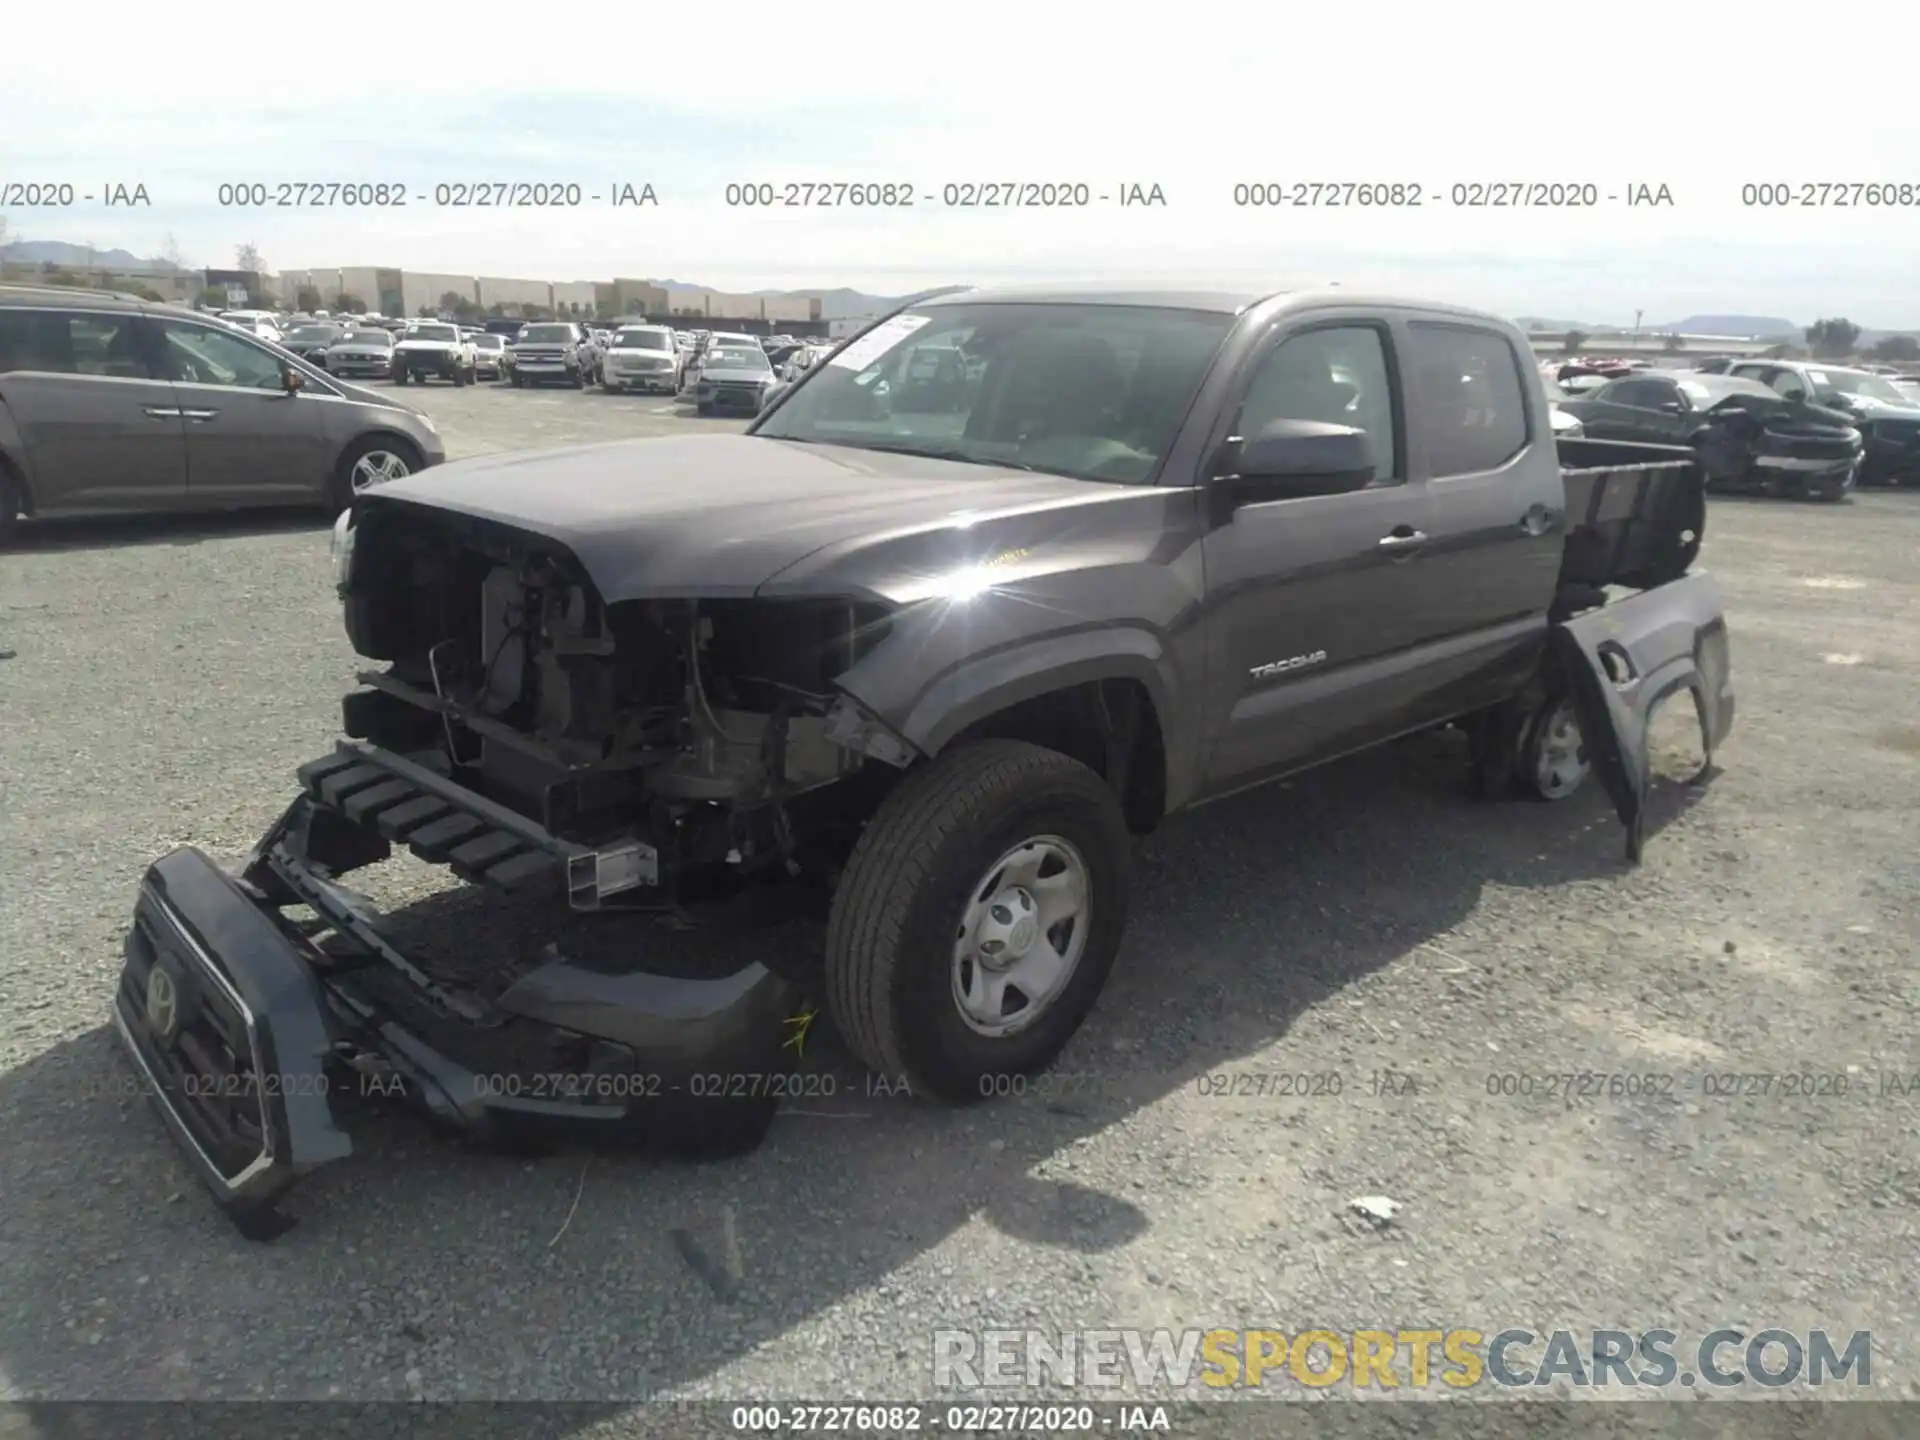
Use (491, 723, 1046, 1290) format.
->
(1, 240, 158, 269)
(749, 286, 902, 319)
(1651, 315, 1800, 339)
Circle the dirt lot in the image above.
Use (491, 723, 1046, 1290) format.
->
(0, 383, 1915, 1410)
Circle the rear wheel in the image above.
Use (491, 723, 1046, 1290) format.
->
(824, 740, 1132, 1103)
(327, 435, 422, 513)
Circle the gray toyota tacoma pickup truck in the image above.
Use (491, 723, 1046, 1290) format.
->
(114, 285, 1735, 1234)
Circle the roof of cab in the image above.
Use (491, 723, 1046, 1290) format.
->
(916, 283, 1517, 327)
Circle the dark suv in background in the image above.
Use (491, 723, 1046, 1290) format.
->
(0, 285, 445, 541)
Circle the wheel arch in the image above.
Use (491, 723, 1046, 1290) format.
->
(879, 633, 1183, 832)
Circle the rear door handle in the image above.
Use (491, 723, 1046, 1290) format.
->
(1377, 528, 1428, 550)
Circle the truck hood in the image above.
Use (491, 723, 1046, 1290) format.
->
(360, 434, 1137, 602)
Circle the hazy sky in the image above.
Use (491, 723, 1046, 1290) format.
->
(8, 1, 1920, 325)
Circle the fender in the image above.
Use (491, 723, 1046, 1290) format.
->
(837, 622, 1201, 812)
(1551, 571, 1734, 863)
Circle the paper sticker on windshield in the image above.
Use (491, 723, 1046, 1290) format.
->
(829, 314, 932, 372)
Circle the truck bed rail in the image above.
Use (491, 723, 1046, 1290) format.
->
(1557, 437, 1706, 594)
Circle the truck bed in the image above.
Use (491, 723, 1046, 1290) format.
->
(1556, 436, 1706, 595)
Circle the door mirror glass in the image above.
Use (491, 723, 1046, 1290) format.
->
(282, 364, 305, 393)
(1231, 418, 1376, 497)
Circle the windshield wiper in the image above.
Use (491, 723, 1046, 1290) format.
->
(832, 441, 1042, 473)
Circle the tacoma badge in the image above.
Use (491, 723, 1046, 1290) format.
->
(1250, 651, 1327, 679)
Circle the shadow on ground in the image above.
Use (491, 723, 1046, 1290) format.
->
(6, 507, 332, 555)
(0, 727, 1710, 1404)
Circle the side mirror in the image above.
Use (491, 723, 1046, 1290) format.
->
(1659, 399, 1684, 413)
(282, 365, 305, 394)
(1226, 419, 1376, 498)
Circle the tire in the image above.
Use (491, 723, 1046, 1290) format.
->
(824, 739, 1132, 1103)
(393, 368, 408, 386)
(0, 465, 23, 546)
(572, 368, 586, 390)
(327, 434, 423, 513)
(602, 381, 619, 394)
(510, 373, 523, 388)
(1516, 693, 1589, 801)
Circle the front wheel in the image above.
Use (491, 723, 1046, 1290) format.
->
(327, 435, 422, 513)
(393, 368, 409, 386)
(1517, 694, 1590, 801)
(824, 740, 1132, 1103)
(0, 466, 23, 546)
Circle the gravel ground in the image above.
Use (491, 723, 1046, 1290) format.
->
(0, 387, 1915, 1416)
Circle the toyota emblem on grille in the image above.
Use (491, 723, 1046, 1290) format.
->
(145, 965, 179, 1041)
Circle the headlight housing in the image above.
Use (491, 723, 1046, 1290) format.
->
(331, 510, 357, 592)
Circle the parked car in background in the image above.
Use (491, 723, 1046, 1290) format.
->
(219, 311, 284, 345)
(282, 322, 347, 364)
(0, 284, 444, 540)
(510, 321, 595, 388)
(679, 331, 761, 395)
(691, 341, 777, 414)
(1540, 377, 1584, 437)
(392, 321, 478, 386)
(483, 318, 526, 339)
(1722, 359, 1920, 486)
(470, 334, 511, 382)
(1557, 369, 1862, 501)
(323, 327, 396, 380)
(601, 325, 679, 394)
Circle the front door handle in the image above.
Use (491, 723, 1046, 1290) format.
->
(1377, 528, 1428, 550)
(143, 405, 182, 419)
(180, 409, 219, 422)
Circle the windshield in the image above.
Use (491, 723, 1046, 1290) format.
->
(407, 325, 458, 342)
(342, 330, 391, 346)
(706, 347, 772, 372)
(472, 335, 502, 349)
(519, 324, 575, 343)
(1813, 369, 1910, 405)
(754, 302, 1235, 483)
(614, 328, 672, 351)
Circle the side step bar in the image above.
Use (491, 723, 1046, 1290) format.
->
(296, 741, 658, 907)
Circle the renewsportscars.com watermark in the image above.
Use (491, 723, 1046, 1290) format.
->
(933, 1327, 1873, 1391)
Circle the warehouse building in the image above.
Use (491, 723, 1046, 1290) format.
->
(477, 275, 552, 312)
(401, 272, 478, 318)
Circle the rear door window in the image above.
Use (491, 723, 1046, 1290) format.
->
(0, 310, 155, 378)
(1406, 323, 1531, 478)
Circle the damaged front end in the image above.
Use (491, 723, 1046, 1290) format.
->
(115, 503, 919, 1235)
(1695, 395, 1863, 500)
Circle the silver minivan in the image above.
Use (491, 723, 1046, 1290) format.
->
(0, 286, 447, 542)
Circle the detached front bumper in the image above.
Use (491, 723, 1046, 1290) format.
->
(113, 745, 802, 1235)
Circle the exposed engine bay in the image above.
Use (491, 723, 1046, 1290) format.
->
(339, 509, 903, 896)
